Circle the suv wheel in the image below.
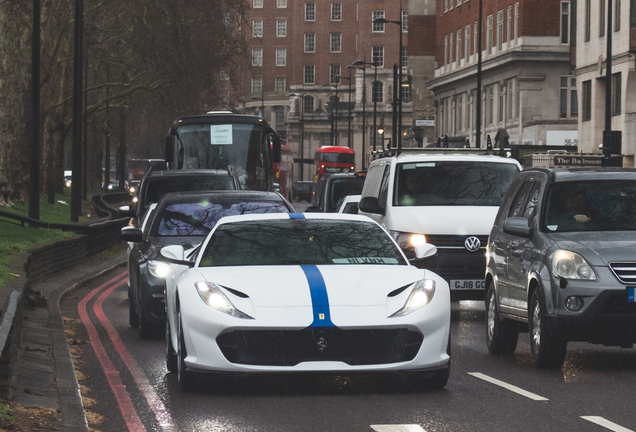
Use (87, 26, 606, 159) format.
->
(485, 281, 518, 355)
(529, 290, 567, 369)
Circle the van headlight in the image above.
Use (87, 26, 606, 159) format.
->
(390, 231, 427, 251)
(148, 260, 170, 278)
(552, 250, 596, 280)
(390, 279, 436, 317)
(195, 281, 254, 319)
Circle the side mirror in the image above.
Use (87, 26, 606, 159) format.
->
(120, 226, 143, 242)
(359, 197, 385, 216)
(503, 217, 533, 238)
(164, 135, 175, 163)
(160, 245, 194, 267)
(411, 243, 438, 261)
(305, 205, 320, 212)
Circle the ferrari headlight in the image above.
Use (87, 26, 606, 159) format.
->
(194, 281, 253, 319)
(390, 231, 427, 251)
(390, 279, 436, 317)
(552, 250, 596, 280)
(148, 260, 170, 278)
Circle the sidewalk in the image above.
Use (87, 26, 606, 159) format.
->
(11, 248, 126, 432)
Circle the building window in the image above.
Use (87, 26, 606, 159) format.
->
(582, 80, 592, 121)
(277, 0, 287, 7)
(253, 0, 263, 8)
(305, 2, 316, 21)
(402, 10, 408, 32)
(275, 106, 285, 125)
(561, 2, 570, 44)
(276, 20, 287, 37)
(497, 11, 504, 51)
(450, 33, 454, 64)
(445, 0, 449, 12)
(487, 86, 494, 124)
(401, 46, 408, 67)
(401, 80, 412, 103)
(330, 33, 342, 52)
(276, 48, 286, 66)
(330, 65, 341, 84)
(560, 76, 578, 118)
(372, 10, 385, 32)
(457, 0, 462, 6)
(507, 6, 512, 46)
(304, 33, 315, 52)
(304, 95, 314, 112)
(507, 80, 514, 119)
(585, 0, 591, 41)
(444, 35, 448, 67)
(615, 0, 621, 31)
(487, 15, 493, 52)
(599, 0, 605, 36)
(457, 94, 464, 131)
(612, 72, 622, 115)
(331, 2, 342, 21)
(304, 65, 315, 84)
(514, 3, 519, 42)
(457, 29, 462, 63)
(498, 84, 505, 123)
(465, 25, 471, 60)
(372, 81, 383, 103)
(251, 77, 262, 94)
(252, 49, 262, 66)
(372, 46, 384, 67)
(474, 22, 478, 58)
(275, 77, 286, 92)
(252, 20, 263, 38)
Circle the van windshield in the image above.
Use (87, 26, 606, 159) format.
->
(394, 161, 518, 206)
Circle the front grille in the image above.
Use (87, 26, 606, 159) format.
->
(216, 328, 423, 366)
(425, 234, 489, 249)
(609, 262, 636, 284)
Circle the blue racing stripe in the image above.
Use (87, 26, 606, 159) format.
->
(289, 213, 305, 219)
(301, 265, 336, 327)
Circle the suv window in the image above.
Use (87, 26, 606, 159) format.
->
(328, 177, 365, 211)
(394, 161, 519, 206)
(509, 181, 534, 218)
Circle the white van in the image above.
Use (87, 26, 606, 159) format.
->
(359, 150, 521, 300)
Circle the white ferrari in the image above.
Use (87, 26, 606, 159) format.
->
(161, 213, 451, 391)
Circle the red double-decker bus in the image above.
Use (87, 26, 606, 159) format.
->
(313, 146, 355, 182)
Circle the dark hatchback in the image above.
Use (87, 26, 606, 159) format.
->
(485, 167, 636, 368)
(121, 190, 294, 338)
(308, 171, 366, 213)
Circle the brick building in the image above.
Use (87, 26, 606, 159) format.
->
(424, 0, 578, 149)
(238, 0, 412, 180)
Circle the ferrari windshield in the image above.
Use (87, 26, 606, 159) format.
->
(395, 161, 518, 206)
(156, 202, 290, 236)
(200, 219, 406, 267)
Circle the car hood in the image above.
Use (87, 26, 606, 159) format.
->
(549, 231, 636, 265)
(388, 206, 499, 235)
(200, 264, 427, 307)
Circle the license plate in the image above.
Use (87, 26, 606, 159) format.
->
(628, 287, 635, 302)
(450, 279, 486, 290)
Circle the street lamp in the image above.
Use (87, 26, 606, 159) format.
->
(335, 74, 353, 148)
(377, 126, 385, 151)
(322, 83, 340, 146)
(289, 92, 307, 181)
(349, 61, 368, 169)
(375, 11, 404, 150)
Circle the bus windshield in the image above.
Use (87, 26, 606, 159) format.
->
(174, 122, 269, 190)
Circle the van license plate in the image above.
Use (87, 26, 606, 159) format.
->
(628, 287, 635, 302)
(450, 280, 485, 290)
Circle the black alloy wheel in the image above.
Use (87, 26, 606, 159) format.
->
(485, 281, 518, 355)
(529, 289, 567, 369)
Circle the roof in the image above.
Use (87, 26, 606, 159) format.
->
(316, 146, 355, 154)
(216, 212, 377, 226)
(157, 190, 288, 205)
(146, 169, 233, 179)
(171, 114, 265, 129)
(372, 153, 522, 166)
(526, 167, 636, 182)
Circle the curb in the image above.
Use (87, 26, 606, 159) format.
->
(48, 260, 126, 432)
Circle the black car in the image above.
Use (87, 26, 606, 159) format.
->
(121, 190, 295, 338)
(485, 167, 636, 368)
(292, 181, 313, 202)
(133, 168, 241, 226)
(307, 171, 366, 213)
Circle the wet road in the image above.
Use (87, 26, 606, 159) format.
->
(60, 267, 636, 432)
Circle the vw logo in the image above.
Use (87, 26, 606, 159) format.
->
(464, 236, 481, 252)
(316, 337, 328, 352)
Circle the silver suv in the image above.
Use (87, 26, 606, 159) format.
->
(485, 167, 636, 368)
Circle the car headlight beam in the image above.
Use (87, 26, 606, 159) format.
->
(195, 281, 254, 319)
(148, 260, 170, 278)
(390, 231, 427, 250)
(390, 279, 436, 317)
(552, 250, 596, 280)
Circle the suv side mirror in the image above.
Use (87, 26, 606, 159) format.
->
(359, 197, 385, 216)
(503, 217, 533, 238)
(121, 226, 143, 242)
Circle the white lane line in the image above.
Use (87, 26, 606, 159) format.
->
(468, 372, 549, 401)
(371, 426, 426, 432)
(581, 417, 634, 432)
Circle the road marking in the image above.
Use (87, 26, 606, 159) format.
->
(371, 426, 426, 432)
(468, 372, 549, 401)
(581, 417, 634, 432)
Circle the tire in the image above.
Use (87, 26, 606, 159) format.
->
(165, 321, 177, 373)
(177, 308, 196, 391)
(485, 281, 518, 355)
(129, 301, 139, 328)
(138, 300, 152, 339)
(529, 290, 567, 369)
